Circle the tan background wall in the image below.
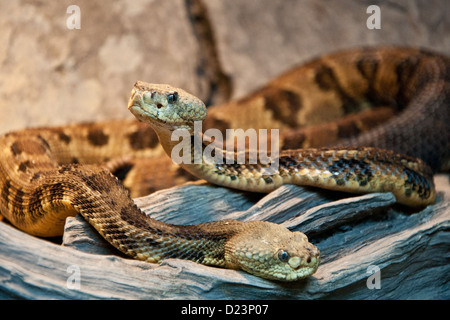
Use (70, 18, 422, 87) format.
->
(0, 0, 448, 134)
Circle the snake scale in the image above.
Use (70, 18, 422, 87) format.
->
(0, 47, 449, 281)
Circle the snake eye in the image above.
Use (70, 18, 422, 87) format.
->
(277, 250, 290, 263)
(166, 91, 178, 104)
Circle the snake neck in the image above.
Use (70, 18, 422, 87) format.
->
(156, 124, 272, 175)
(152, 122, 436, 207)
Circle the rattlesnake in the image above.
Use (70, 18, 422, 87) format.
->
(0, 47, 448, 281)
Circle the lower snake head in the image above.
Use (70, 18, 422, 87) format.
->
(128, 81, 207, 132)
(224, 221, 320, 281)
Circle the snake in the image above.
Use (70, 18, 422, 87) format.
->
(0, 47, 449, 281)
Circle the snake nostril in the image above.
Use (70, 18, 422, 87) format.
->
(157, 103, 163, 109)
(306, 256, 311, 264)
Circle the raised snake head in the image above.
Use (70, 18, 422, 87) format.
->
(128, 81, 207, 133)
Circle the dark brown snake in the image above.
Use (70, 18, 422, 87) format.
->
(0, 47, 449, 281)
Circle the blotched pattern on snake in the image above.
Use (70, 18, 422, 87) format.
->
(0, 47, 448, 281)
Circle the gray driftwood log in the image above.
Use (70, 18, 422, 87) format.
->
(0, 175, 449, 299)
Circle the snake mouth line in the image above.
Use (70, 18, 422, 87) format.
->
(128, 99, 169, 127)
(128, 93, 194, 129)
(253, 265, 320, 282)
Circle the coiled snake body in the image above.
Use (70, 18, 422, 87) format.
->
(0, 47, 449, 281)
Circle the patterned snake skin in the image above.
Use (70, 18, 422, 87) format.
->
(0, 47, 448, 281)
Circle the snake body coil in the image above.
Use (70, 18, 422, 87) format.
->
(0, 47, 449, 281)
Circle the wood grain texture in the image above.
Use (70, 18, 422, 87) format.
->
(1, 175, 448, 299)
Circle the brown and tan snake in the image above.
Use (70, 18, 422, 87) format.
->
(0, 47, 448, 281)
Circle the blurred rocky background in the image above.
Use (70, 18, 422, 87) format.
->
(0, 0, 448, 134)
